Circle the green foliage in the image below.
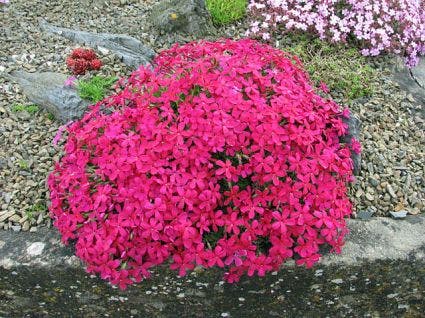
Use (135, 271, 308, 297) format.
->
(11, 104, 39, 114)
(281, 35, 377, 101)
(203, 226, 224, 249)
(25, 203, 46, 223)
(77, 76, 118, 102)
(206, 0, 247, 25)
(46, 112, 55, 121)
(17, 159, 29, 170)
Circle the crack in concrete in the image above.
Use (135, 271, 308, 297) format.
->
(409, 69, 423, 88)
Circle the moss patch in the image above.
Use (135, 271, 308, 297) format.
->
(206, 0, 247, 25)
(281, 35, 378, 101)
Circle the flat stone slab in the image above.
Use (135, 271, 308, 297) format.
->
(0, 226, 78, 270)
(1, 216, 424, 270)
(5, 71, 90, 123)
(321, 215, 425, 265)
(40, 20, 155, 69)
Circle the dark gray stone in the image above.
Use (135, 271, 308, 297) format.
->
(0, 157, 6, 170)
(342, 114, 361, 175)
(6, 71, 90, 123)
(149, 0, 215, 36)
(39, 20, 155, 69)
(357, 210, 375, 221)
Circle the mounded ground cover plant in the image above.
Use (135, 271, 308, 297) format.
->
(48, 39, 358, 289)
(206, 0, 248, 25)
(247, 0, 425, 67)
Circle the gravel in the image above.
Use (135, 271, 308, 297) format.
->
(347, 73, 424, 216)
(0, 0, 424, 232)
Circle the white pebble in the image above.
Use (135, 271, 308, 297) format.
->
(26, 242, 45, 256)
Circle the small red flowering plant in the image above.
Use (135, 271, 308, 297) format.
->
(66, 48, 102, 75)
(49, 39, 357, 289)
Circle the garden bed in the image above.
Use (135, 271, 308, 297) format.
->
(0, 0, 423, 235)
(0, 0, 424, 315)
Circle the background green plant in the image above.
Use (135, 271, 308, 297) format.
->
(77, 76, 118, 102)
(17, 159, 29, 170)
(206, 0, 247, 25)
(46, 112, 55, 121)
(281, 35, 377, 101)
(25, 202, 46, 223)
(11, 104, 39, 114)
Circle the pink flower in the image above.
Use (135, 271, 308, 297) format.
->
(52, 121, 73, 146)
(64, 76, 77, 88)
(225, 249, 247, 267)
(48, 39, 354, 289)
(246, 0, 425, 67)
(341, 108, 350, 118)
(319, 82, 330, 94)
(350, 138, 362, 154)
(215, 159, 236, 180)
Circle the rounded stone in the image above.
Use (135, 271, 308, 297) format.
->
(26, 242, 46, 256)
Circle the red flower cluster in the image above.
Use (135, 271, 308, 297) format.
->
(66, 48, 102, 75)
(49, 39, 356, 289)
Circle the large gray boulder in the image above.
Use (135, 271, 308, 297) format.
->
(392, 56, 425, 104)
(149, 0, 215, 36)
(6, 71, 90, 123)
(39, 20, 155, 69)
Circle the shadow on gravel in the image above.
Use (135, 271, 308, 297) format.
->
(1, 259, 424, 317)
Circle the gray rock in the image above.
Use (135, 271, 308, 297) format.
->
(0, 157, 6, 170)
(357, 210, 374, 221)
(331, 278, 343, 284)
(391, 57, 425, 104)
(150, 0, 215, 37)
(26, 242, 45, 256)
(386, 184, 397, 199)
(2, 192, 12, 204)
(39, 20, 155, 69)
(368, 177, 379, 187)
(11, 225, 22, 232)
(342, 114, 361, 175)
(390, 211, 408, 219)
(411, 58, 425, 88)
(6, 71, 90, 123)
(0, 211, 15, 223)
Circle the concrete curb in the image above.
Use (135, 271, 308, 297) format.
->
(1, 216, 424, 271)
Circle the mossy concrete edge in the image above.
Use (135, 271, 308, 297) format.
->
(1, 216, 424, 271)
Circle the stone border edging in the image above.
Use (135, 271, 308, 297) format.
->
(1, 216, 424, 271)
